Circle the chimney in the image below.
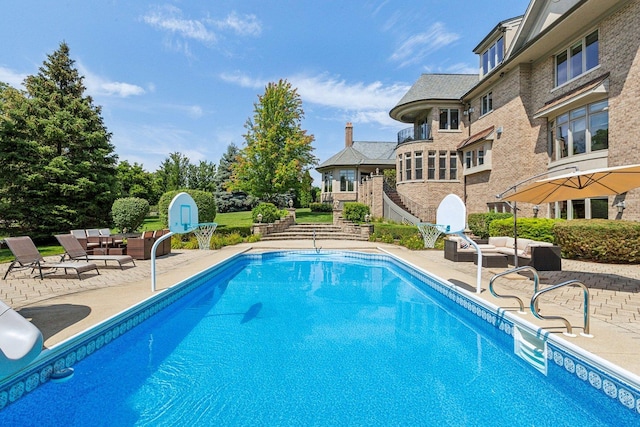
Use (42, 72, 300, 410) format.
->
(345, 122, 353, 147)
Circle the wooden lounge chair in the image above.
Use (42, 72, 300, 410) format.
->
(55, 234, 135, 270)
(2, 236, 99, 280)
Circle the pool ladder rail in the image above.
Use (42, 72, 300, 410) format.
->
(312, 229, 321, 253)
(489, 266, 592, 338)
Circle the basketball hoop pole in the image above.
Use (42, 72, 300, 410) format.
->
(151, 231, 174, 292)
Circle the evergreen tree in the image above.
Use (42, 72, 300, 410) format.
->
(0, 42, 118, 236)
(231, 79, 317, 205)
(214, 143, 255, 212)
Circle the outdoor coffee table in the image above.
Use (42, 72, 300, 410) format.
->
(473, 253, 508, 268)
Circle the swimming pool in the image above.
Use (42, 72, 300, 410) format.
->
(1, 251, 639, 425)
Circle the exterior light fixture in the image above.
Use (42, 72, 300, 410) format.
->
(616, 201, 626, 214)
(257, 213, 262, 223)
(364, 214, 371, 223)
(288, 199, 294, 208)
(532, 205, 539, 218)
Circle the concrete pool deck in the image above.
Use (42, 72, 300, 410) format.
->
(2, 240, 640, 378)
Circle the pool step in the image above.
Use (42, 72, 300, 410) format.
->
(260, 223, 369, 241)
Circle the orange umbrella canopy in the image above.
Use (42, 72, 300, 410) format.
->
(503, 164, 640, 205)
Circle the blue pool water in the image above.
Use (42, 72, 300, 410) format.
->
(1, 251, 638, 425)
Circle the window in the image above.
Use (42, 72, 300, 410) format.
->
(552, 198, 608, 220)
(449, 151, 457, 180)
(439, 108, 460, 130)
(339, 169, 355, 191)
(424, 150, 457, 181)
(481, 36, 504, 76)
(477, 149, 484, 166)
(323, 172, 332, 192)
(398, 155, 403, 182)
(481, 92, 493, 115)
(465, 151, 472, 169)
(405, 153, 412, 180)
(438, 151, 447, 179)
(427, 151, 436, 179)
(556, 30, 598, 86)
(553, 100, 608, 160)
(415, 152, 423, 180)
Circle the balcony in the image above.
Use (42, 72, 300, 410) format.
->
(397, 123, 432, 145)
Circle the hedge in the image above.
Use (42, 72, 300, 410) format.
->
(553, 219, 640, 263)
(343, 202, 370, 222)
(467, 212, 512, 239)
(489, 217, 560, 243)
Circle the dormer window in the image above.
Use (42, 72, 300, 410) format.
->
(481, 36, 504, 76)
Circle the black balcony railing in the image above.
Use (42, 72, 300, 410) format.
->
(397, 123, 432, 144)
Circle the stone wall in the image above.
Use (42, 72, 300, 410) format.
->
(251, 211, 295, 236)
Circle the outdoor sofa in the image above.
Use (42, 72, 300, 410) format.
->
(444, 235, 562, 271)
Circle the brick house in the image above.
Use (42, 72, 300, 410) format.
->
(318, 0, 639, 223)
(316, 122, 395, 209)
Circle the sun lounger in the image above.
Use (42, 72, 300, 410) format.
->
(55, 234, 135, 270)
(3, 236, 99, 280)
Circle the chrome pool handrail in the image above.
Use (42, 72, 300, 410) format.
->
(489, 265, 541, 313)
(530, 280, 592, 337)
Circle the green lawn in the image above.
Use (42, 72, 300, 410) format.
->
(0, 208, 332, 264)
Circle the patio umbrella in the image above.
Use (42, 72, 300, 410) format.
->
(503, 164, 640, 204)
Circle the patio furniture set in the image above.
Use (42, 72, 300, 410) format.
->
(444, 235, 562, 271)
(71, 228, 171, 260)
(2, 228, 172, 280)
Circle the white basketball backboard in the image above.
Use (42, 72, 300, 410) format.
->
(436, 194, 466, 234)
(168, 192, 199, 234)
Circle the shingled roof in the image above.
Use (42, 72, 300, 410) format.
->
(393, 74, 478, 107)
(317, 141, 396, 170)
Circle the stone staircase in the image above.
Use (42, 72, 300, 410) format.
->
(260, 222, 369, 241)
(384, 188, 412, 216)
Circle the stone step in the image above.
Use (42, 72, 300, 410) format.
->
(261, 233, 369, 241)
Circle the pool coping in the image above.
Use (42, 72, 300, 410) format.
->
(1, 248, 639, 417)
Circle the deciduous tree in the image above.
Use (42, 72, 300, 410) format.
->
(231, 80, 317, 205)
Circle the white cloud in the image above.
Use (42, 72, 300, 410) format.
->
(78, 63, 145, 98)
(210, 11, 262, 37)
(220, 71, 409, 128)
(143, 5, 217, 43)
(390, 22, 460, 68)
(219, 72, 266, 89)
(290, 73, 408, 111)
(0, 66, 27, 88)
(142, 6, 263, 56)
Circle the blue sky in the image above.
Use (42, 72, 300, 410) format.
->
(0, 0, 530, 183)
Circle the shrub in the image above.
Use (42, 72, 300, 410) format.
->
(309, 202, 333, 212)
(252, 203, 284, 223)
(380, 233, 394, 244)
(489, 217, 559, 243)
(467, 212, 513, 239)
(158, 190, 217, 228)
(400, 233, 425, 250)
(554, 219, 640, 263)
(111, 197, 150, 233)
(343, 202, 370, 222)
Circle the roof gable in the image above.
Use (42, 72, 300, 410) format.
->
(507, 0, 580, 57)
